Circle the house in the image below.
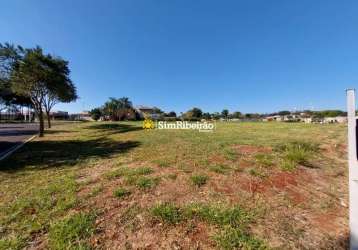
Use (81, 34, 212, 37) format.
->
(50, 111, 69, 120)
(70, 111, 93, 121)
(263, 115, 283, 122)
(323, 116, 347, 124)
(135, 105, 162, 119)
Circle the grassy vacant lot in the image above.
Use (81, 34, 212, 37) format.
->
(0, 121, 348, 249)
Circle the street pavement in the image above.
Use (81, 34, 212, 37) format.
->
(0, 123, 38, 160)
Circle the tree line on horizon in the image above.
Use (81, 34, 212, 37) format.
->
(0, 43, 78, 136)
(90, 97, 347, 122)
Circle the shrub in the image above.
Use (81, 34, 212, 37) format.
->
(190, 174, 209, 187)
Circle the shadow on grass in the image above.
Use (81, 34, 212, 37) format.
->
(0, 137, 140, 172)
(85, 123, 142, 134)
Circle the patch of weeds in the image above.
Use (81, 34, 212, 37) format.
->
(255, 153, 274, 167)
(88, 185, 103, 198)
(153, 159, 171, 168)
(274, 141, 319, 170)
(48, 212, 96, 250)
(248, 168, 267, 178)
(166, 173, 178, 180)
(151, 203, 182, 224)
(183, 203, 252, 228)
(113, 188, 131, 198)
(105, 166, 153, 180)
(136, 176, 161, 190)
(209, 164, 231, 174)
(0, 175, 78, 246)
(223, 148, 237, 161)
(0, 237, 26, 250)
(190, 174, 209, 187)
(214, 226, 268, 250)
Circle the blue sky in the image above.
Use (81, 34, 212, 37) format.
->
(1, 0, 357, 114)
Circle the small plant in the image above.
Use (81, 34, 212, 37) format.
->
(136, 177, 160, 190)
(105, 166, 153, 179)
(114, 188, 131, 198)
(190, 174, 209, 187)
(151, 203, 182, 224)
(48, 212, 96, 250)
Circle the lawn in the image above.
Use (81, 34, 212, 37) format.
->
(0, 121, 348, 249)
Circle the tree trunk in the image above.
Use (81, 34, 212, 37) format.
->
(38, 108, 44, 137)
(46, 111, 51, 128)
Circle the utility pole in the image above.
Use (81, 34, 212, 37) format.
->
(347, 89, 358, 250)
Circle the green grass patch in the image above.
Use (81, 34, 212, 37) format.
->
(190, 174, 209, 187)
(113, 187, 131, 198)
(274, 141, 319, 170)
(209, 164, 231, 174)
(255, 153, 274, 167)
(48, 212, 96, 250)
(214, 226, 268, 250)
(151, 202, 182, 224)
(105, 166, 154, 179)
(135, 176, 161, 190)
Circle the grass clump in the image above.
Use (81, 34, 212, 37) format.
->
(274, 141, 319, 170)
(135, 176, 160, 190)
(248, 168, 267, 178)
(113, 188, 131, 198)
(48, 212, 96, 250)
(106, 166, 153, 179)
(209, 164, 231, 174)
(183, 203, 252, 228)
(214, 226, 268, 250)
(151, 202, 182, 224)
(190, 174, 209, 187)
(255, 153, 274, 167)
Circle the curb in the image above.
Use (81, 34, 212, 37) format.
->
(0, 135, 37, 161)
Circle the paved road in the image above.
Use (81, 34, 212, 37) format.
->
(0, 123, 38, 159)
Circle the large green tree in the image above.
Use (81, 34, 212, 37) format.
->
(1, 44, 77, 136)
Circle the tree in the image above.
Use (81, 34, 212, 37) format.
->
(202, 112, 211, 120)
(89, 108, 103, 121)
(184, 107, 202, 120)
(42, 55, 77, 128)
(6, 45, 77, 136)
(103, 97, 133, 121)
(166, 111, 177, 117)
(231, 111, 242, 119)
(221, 109, 229, 119)
(278, 110, 290, 116)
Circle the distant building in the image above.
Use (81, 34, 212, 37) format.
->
(323, 116, 347, 124)
(135, 105, 161, 119)
(70, 111, 93, 121)
(50, 111, 69, 120)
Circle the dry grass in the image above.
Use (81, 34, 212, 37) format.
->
(0, 121, 348, 249)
